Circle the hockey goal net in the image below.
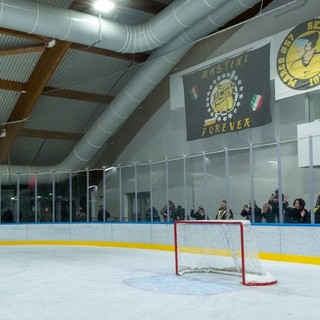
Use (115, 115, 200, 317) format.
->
(174, 220, 277, 286)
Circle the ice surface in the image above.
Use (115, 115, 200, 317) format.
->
(0, 245, 319, 320)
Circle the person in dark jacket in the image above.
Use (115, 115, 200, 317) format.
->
(261, 203, 275, 223)
(160, 200, 176, 222)
(251, 201, 262, 223)
(146, 206, 160, 222)
(241, 204, 250, 220)
(190, 206, 206, 220)
(241, 201, 261, 223)
(284, 198, 309, 223)
(2, 208, 13, 223)
(175, 205, 185, 220)
(97, 204, 111, 222)
(314, 200, 320, 223)
(268, 188, 288, 222)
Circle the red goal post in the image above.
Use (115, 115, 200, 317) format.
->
(174, 220, 277, 286)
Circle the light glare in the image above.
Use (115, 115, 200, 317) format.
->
(94, 0, 115, 12)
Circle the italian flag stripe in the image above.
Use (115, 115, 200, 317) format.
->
(250, 94, 263, 111)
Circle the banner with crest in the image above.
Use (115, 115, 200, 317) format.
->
(274, 18, 320, 100)
(182, 44, 271, 141)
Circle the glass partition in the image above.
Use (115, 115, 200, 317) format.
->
(121, 166, 135, 222)
(167, 158, 185, 221)
(228, 148, 251, 220)
(205, 151, 226, 220)
(151, 161, 167, 222)
(185, 155, 203, 219)
(136, 163, 151, 222)
(104, 167, 120, 222)
(1, 182, 16, 223)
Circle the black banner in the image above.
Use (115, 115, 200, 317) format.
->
(183, 44, 271, 141)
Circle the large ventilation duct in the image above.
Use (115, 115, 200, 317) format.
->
(0, 0, 226, 53)
(0, 0, 267, 184)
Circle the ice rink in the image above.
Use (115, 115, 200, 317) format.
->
(0, 245, 319, 320)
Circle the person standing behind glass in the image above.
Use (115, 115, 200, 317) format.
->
(268, 188, 288, 222)
(190, 206, 206, 220)
(97, 204, 111, 222)
(41, 207, 52, 222)
(76, 207, 86, 222)
(241, 204, 250, 221)
(285, 198, 309, 223)
(146, 205, 160, 222)
(160, 200, 176, 222)
(261, 203, 275, 223)
(215, 200, 233, 220)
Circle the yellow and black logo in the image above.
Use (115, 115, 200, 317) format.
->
(204, 70, 243, 125)
(277, 19, 320, 90)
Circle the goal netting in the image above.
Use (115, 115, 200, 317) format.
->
(174, 220, 277, 286)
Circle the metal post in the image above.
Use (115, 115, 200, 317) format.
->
(0, 175, 2, 223)
(52, 171, 56, 222)
(134, 163, 138, 222)
(165, 158, 169, 222)
(309, 136, 315, 224)
(69, 172, 72, 222)
(119, 165, 122, 222)
(249, 142, 255, 223)
(86, 168, 89, 222)
(149, 161, 153, 222)
(34, 173, 38, 223)
(17, 174, 20, 223)
(183, 155, 187, 219)
(276, 140, 283, 223)
(103, 167, 106, 222)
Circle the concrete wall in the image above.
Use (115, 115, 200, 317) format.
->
(0, 223, 319, 265)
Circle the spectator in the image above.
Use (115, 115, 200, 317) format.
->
(241, 201, 261, 223)
(160, 200, 176, 222)
(261, 203, 275, 223)
(2, 208, 13, 223)
(76, 207, 87, 222)
(215, 200, 233, 220)
(284, 198, 309, 223)
(97, 204, 111, 222)
(241, 204, 250, 220)
(268, 188, 288, 222)
(174, 205, 186, 220)
(190, 206, 206, 220)
(41, 207, 52, 222)
(250, 200, 262, 223)
(314, 200, 320, 224)
(146, 205, 160, 222)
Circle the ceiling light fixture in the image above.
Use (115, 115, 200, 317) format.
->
(93, 0, 115, 12)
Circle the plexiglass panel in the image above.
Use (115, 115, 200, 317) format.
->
(281, 141, 310, 214)
(185, 155, 205, 219)
(167, 158, 185, 220)
(104, 167, 120, 222)
(205, 151, 226, 220)
(253, 143, 279, 213)
(136, 163, 151, 222)
(228, 148, 251, 220)
(309, 91, 320, 122)
(151, 161, 167, 222)
(121, 166, 135, 222)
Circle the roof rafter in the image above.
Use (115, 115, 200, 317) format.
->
(19, 128, 82, 141)
(0, 80, 114, 104)
(0, 43, 46, 56)
(0, 40, 72, 164)
(42, 87, 113, 104)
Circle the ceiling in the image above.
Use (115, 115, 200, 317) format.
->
(0, 0, 274, 171)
